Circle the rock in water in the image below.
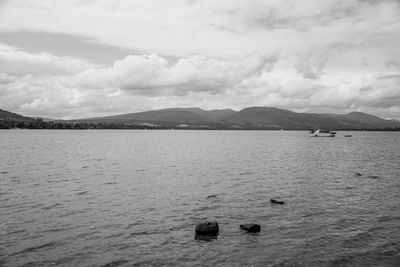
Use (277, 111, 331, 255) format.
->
(270, 198, 285, 204)
(240, 224, 261, 233)
(195, 221, 219, 235)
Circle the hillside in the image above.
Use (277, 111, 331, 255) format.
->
(74, 108, 222, 127)
(1, 107, 400, 130)
(183, 108, 237, 121)
(344, 112, 399, 128)
(222, 107, 400, 130)
(73, 106, 400, 130)
(0, 109, 33, 121)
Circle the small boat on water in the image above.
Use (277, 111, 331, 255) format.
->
(309, 129, 336, 137)
(344, 134, 352, 137)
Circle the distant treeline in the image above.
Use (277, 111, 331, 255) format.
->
(1, 118, 400, 131)
(0, 118, 162, 130)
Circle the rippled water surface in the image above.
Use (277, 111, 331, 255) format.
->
(1, 130, 400, 266)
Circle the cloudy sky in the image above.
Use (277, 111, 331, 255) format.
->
(0, 0, 400, 119)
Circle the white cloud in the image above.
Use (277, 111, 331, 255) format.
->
(0, 0, 397, 58)
(75, 52, 275, 95)
(0, 44, 97, 76)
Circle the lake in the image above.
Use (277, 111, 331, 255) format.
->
(1, 130, 399, 266)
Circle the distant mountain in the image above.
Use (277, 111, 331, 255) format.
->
(74, 106, 400, 130)
(0, 109, 33, 121)
(178, 108, 237, 121)
(222, 107, 301, 129)
(2, 107, 399, 130)
(222, 107, 400, 130)
(344, 112, 399, 128)
(75, 108, 222, 127)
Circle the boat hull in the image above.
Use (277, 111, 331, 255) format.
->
(309, 129, 336, 137)
(309, 133, 336, 137)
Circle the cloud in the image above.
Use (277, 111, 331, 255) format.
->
(75, 52, 276, 95)
(0, 48, 277, 118)
(1, 42, 400, 119)
(0, 0, 400, 119)
(0, 43, 97, 76)
(0, 0, 397, 58)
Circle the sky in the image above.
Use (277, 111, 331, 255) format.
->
(0, 0, 400, 119)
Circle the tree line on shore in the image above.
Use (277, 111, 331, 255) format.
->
(0, 118, 161, 130)
(1, 117, 400, 131)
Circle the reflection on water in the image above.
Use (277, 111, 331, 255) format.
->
(1, 130, 399, 266)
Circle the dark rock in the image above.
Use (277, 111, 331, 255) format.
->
(270, 198, 284, 204)
(240, 223, 261, 233)
(355, 172, 362, 176)
(206, 194, 217, 199)
(194, 234, 218, 241)
(195, 221, 219, 236)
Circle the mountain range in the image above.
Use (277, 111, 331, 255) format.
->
(1, 107, 400, 130)
(70, 107, 400, 130)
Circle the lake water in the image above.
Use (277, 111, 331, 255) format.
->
(1, 130, 399, 266)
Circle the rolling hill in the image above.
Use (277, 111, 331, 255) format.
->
(222, 107, 400, 130)
(72, 106, 400, 130)
(1, 107, 400, 130)
(0, 109, 34, 121)
(74, 108, 221, 127)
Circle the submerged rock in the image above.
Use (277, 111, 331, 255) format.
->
(240, 224, 261, 233)
(195, 221, 219, 236)
(270, 199, 285, 204)
(194, 234, 218, 242)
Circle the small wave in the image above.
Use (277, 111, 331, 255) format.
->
(10, 241, 58, 255)
(136, 169, 149, 172)
(39, 225, 79, 234)
(342, 231, 372, 248)
(124, 222, 142, 230)
(302, 211, 325, 218)
(76, 190, 89, 195)
(127, 226, 180, 238)
(377, 215, 400, 223)
(59, 209, 87, 218)
(191, 205, 221, 212)
(42, 203, 61, 210)
(328, 242, 400, 267)
(104, 232, 125, 239)
(100, 259, 129, 267)
(128, 231, 149, 237)
(7, 229, 27, 235)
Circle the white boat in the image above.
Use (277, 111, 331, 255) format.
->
(309, 129, 336, 137)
